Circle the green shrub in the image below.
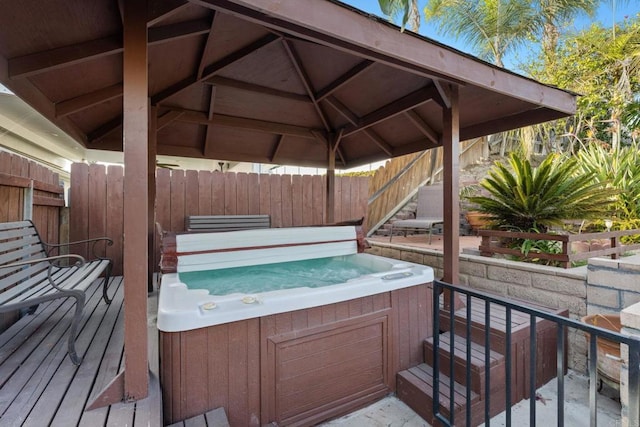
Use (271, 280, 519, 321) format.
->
(468, 152, 615, 232)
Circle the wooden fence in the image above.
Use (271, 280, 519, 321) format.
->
(0, 151, 65, 330)
(366, 138, 487, 234)
(0, 151, 64, 243)
(69, 164, 369, 275)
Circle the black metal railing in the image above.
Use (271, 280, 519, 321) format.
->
(432, 279, 640, 427)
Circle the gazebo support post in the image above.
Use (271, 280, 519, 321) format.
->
(441, 84, 462, 309)
(326, 133, 337, 223)
(148, 105, 157, 293)
(122, 0, 149, 401)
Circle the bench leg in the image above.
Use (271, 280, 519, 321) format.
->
(101, 261, 113, 305)
(67, 290, 86, 365)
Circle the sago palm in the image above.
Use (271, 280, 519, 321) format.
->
(467, 153, 615, 231)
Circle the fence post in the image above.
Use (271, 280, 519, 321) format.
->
(23, 181, 33, 221)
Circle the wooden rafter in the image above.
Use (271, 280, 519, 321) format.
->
(148, 0, 189, 26)
(204, 76, 308, 103)
(9, 37, 122, 79)
(282, 39, 331, 131)
(55, 84, 123, 118)
(164, 106, 321, 139)
(9, 19, 209, 79)
(404, 110, 439, 145)
(310, 129, 346, 166)
(152, 33, 280, 105)
(88, 115, 123, 143)
(342, 85, 442, 137)
(269, 135, 285, 162)
(315, 60, 374, 101)
(203, 85, 217, 157)
(197, 12, 217, 80)
(148, 18, 211, 45)
(323, 96, 393, 156)
(157, 110, 184, 130)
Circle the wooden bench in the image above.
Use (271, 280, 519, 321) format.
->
(185, 214, 270, 232)
(0, 220, 112, 364)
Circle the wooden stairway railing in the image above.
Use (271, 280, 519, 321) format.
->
(366, 137, 487, 236)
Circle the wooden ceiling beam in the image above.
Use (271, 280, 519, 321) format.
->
(157, 110, 184, 130)
(203, 85, 218, 157)
(196, 12, 217, 80)
(200, 33, 280, 81)
(165, 106, 322, 139)
(269, 135, 285, 163)
(153, 33, 280, 105)
(55, 84, 123, 118)
(9, 18, 209, 79)
(323, 95, 393, 157)
(404, 110, 439, 145)
(9, 37, 123, 79)
(282, 39, 331, 131)
(147, 0, 189, 26)
(204, 76, 309, 103)
(342, 84, 441, 137)
(148, 18, 211, 45)
(461, 108, 568, 141)
(315, 60, 374, 102)
(88, 115, 123, 143)
(311, 130, 346, 166)
(391, 138, 440, 157)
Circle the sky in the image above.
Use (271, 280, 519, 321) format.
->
(342, 0, 640, 71)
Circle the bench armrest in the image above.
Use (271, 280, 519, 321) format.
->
(2, 254, 87, 292)
(43, 238, 113, 259)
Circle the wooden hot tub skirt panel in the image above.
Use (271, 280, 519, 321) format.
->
(160, 282, 433, 426)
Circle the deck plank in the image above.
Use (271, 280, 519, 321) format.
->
(0, 277, 163, 426)
(50, 278, 125, 426)
(16, 280, 118, 425)
(0, 283, 104, 419)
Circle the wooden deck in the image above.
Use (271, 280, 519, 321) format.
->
(0, 277, 162, 426)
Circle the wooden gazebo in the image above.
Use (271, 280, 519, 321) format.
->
(0, 0, 576, 403)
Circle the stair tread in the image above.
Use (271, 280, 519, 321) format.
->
(440, 296, 564, 335)
(399, 363, 480, 410)
(425, 332, 504, 367)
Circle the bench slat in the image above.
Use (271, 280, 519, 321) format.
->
(0, 220, 112, 365)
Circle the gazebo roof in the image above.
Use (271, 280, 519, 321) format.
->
(0, 0, 576, 169)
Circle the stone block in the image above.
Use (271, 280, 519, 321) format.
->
(365, 246, 382, 256)
(467, 276, 508, 296)
(380, 247, 401, 260)
(400, 251, 423, 264)
(622, 303, 640, 331)
(422, 254, 443, 269)
(587, 286, 620, 310)
(507, 286, 586, 317)
(487, 265, 532, 286)
(623, 291, 640, 310)
(588, 266, 640, 291)
(459, 260, 487, 278)
(531, 273, 586, 298)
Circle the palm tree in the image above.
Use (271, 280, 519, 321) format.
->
(423, 0, 536, 67)
(537, 0, 598, 65)
(378, 0, 421, 32)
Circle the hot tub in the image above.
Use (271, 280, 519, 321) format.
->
(158, 226, 434, 426)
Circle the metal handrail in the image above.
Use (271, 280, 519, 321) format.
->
(432, 279, 640, 426)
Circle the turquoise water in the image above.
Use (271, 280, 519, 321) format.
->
(180, 256, 379, 295)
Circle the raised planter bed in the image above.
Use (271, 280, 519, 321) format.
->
(478, 229, 640, 268)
